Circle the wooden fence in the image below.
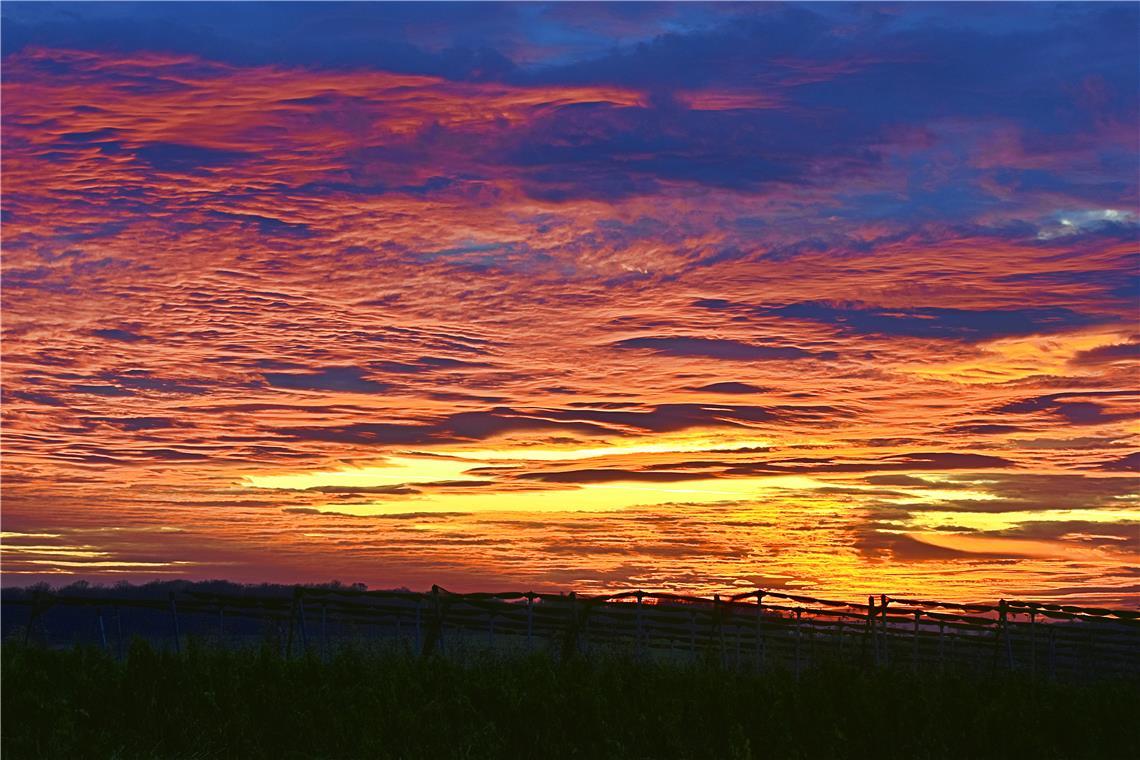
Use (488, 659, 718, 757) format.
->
(5, 586, 1138, 680)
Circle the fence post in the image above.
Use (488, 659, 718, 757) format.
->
(735, 612, 743, 670)
(991, 598, 1006, 672)
(754, 591, 766, 671)
(912, 610, 920, 672)
(561, 592, 579, 662)
(713, 594, 725, 667)
(807, 615, 816, 669)
(286, 587, 300, 657)
(278, 606, 286, 658)
(218, 603, 225, 642)
(578, 596, 590, 656)
(636, 591, 646, 659)
(322, 603, 328, 660)
(583, 602, 594, 657)
(98, 608, 109, 653)
(168, 592, 182, 654)
(864, 595, 876, 667)
(415, 598, 423, 653)
(1085, 622, 1094, 681)
(938, 621, 945, 669)
(794, 608, 803, 678)
(1048, 625, 1056, 680)
(689, 609, 697, 661)
(1004, 604, 1014, 670)
(115, 605, 124, 660)
(526, 593, 535, 651)
(298, 590, 308, 654)
(24, 591, 41, 646)
(1029, 609, 1037, 679)
(420, 586, 445, 657)
(995, 599, 1015, 670)
(879, 595, 889, 666)
(435, 585, 445, 656)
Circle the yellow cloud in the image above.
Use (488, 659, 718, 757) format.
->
(905, 329, 1133, 384)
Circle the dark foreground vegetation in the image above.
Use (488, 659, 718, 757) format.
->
(3, 641, 1138, 759)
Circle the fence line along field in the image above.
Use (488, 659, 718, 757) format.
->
(4, 583, 1137, 680)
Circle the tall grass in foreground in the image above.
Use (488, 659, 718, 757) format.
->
(3, 640, 1137, 759)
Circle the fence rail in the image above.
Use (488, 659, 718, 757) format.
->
(4, 586, 1137, 679)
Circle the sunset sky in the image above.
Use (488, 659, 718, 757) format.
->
(2, 2, 1137, 604)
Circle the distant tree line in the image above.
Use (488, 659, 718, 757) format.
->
(0, 579, 400, 602)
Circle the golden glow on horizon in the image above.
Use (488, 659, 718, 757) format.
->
(274, 475, 835, 515)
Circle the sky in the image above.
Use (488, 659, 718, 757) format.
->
(1, 2, 1138, 605)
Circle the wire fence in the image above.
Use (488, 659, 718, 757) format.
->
(5, 586, 1138, 680)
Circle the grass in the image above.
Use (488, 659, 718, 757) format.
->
(3, 640, 1137, 759)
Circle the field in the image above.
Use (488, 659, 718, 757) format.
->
(3, 640, 1138, 760)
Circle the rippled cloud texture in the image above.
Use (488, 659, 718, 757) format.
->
(2, 2, 1138, 604)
